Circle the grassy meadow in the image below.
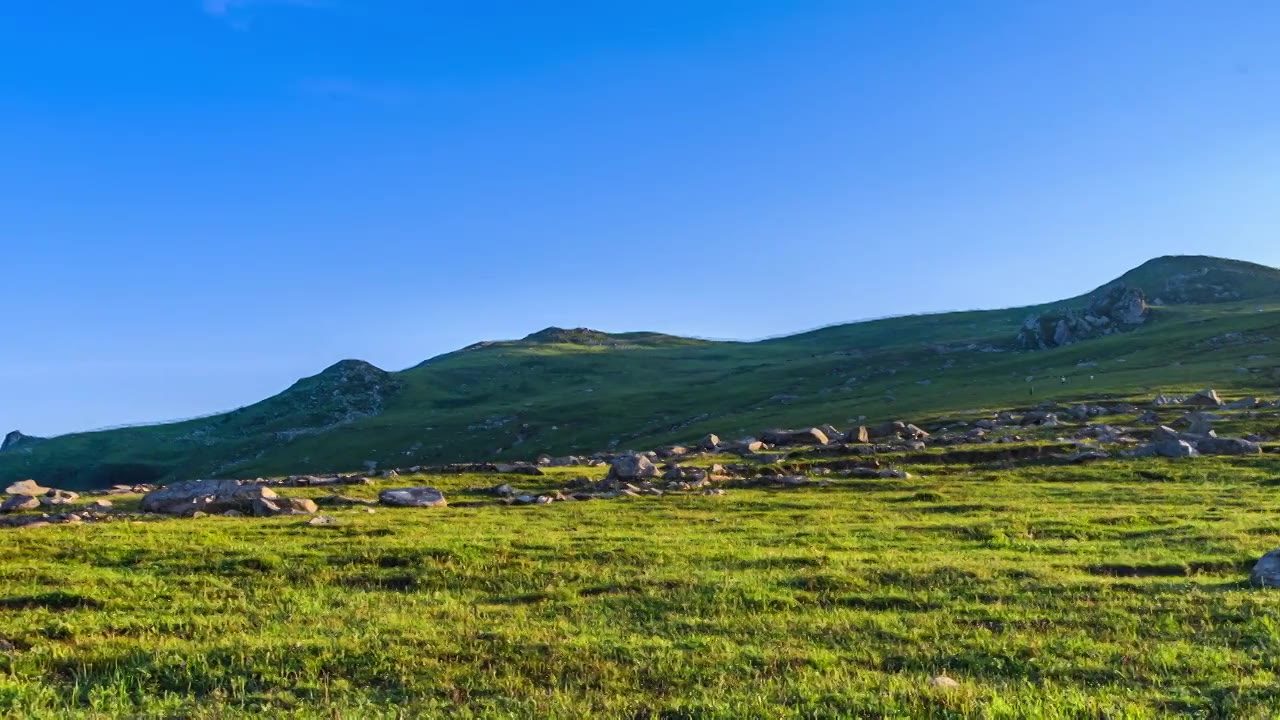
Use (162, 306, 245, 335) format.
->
(4, 457, 1280, 718)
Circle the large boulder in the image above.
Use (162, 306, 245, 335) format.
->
(378, 487, 448, 508)
(608, 453, 658, 480)
(0, 495, 41, 514)
(1184, 389, 1224, 408)
(141, 479, 280, 515)
(4, 480, 49, 496)
(902, 424, 930, 440)
(761, 428, 830, 446)
(1196, 437, 1262, 456)
(1154, 439, 1198, 458)
(1226, 397, 1260, 410)
(867, 421, 907, 440)
(1184, 413, 1215, 436)
(844, 426, 870, 444)
(723, 440, 765, 455)
(1020, 411, 1059, 427)
(1251, 549, 1280, 587)
(696, 434, 721, 451)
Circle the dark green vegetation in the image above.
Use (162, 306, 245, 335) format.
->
(4, 255, 1280, 490)
(4, 457, 1280, 717)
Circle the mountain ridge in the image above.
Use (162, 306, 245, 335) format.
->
(4, 254, 1279, 489)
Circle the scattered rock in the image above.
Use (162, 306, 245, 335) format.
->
(0, 495, 40, 514)
(142, 479, 282, 516)
(928, 675, 960, 689)
(1196, 437, 1262, 456)
(278, 497, 320, 514)
(1251, 549, 1280, 587)
(378, 487, 448, 508)
(607, 453, 658, 480)
(1184, 389, 1224, 408)
(4, 480, 49, 496)
(1154, 439, 1198, 458)
(761, 428, 830, 446)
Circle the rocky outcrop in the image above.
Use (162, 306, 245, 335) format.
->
(141, 479, 318, 516)
(0, 431, 44, 453)
(1016, 285, 1149, 350)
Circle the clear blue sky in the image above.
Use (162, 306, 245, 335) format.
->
(2, 1, 1278, 436)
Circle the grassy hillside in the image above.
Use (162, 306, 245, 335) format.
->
(3, 255, 1279, 489)
(5, 455, 1280, 717)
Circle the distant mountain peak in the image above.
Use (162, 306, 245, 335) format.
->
(1098, 255, 1280, 306)
(317, 359, 387, 377)
(1, 430, 44, 453)
(522, 327, 613, 345)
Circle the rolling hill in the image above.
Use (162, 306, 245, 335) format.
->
(4, 254, 1279, 490)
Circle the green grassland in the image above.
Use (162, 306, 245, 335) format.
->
(4, 457, 1280, 718)
(3, 256, 1280, 490)
(5, 255, 1280, 717)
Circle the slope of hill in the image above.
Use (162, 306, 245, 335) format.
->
(3, 255, 1279, 489)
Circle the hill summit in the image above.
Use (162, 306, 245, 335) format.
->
(1094, 255, 1280, 305)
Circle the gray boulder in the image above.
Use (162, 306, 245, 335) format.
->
(1184, 389, 1224, 408)
(141, 479, 280, 515)
(378, 487, 447, 508)
(1185, 413, 1215, 436)
(867, 421, 907, 439)
(697, 434, 721, 451)
(1154, 439, 1198, 458)
(1196, 437, 1262, 456)
(608, 453, 658, 480)
(0, 495, 40, 514)
(761, 428, 830, 446)
(1251, 549, 1280, 587)
(4, 479, 49, 496)
(845, 426, 870, 443)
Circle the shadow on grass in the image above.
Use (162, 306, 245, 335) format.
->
(0, 591, 104, 611)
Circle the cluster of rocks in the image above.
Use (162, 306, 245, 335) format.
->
(136, 478, 452, 518)
(1017, 284, 1149, 350)
(3, 383, 1274, 529)
(1129, 425, 1262, 459)
(140, 479, 322, 517)
(1, 480, 114, 529)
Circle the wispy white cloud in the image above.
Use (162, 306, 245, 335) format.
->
(202, 0, 329, 18)
(294, 77, 416, 106)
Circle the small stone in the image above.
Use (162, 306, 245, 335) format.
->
(928, 675, 960, 689)
(307, 515, 339, 526)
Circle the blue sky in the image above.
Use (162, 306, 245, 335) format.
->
(2, 1, 1278, 436)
